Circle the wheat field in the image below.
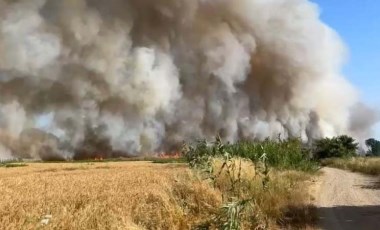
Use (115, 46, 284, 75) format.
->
(0, 162, 223, 230)
(0, 160, 316, 229)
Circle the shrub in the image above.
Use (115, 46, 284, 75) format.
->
(313, 135, 358, 159)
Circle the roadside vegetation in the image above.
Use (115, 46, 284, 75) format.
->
(321, 157, 380, 175)
(315, 136, 380, 176)
(183, 137, 317, 229)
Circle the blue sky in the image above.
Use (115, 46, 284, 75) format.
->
(312, 0, 380, 138)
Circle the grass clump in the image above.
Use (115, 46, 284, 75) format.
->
(321, 157, 380, 175)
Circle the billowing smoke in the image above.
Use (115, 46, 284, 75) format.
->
(0, 0, 376, 160)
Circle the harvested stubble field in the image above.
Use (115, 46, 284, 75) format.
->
(0, 161, 315, 229)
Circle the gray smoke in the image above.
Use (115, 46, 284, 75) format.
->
(0, 0, 376, 160)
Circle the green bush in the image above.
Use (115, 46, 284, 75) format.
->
(313, 135, 358, 159)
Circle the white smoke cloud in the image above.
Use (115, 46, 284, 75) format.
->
(0, 0, 375, 160)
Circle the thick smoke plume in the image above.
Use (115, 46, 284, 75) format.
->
(0, 0, 376, 160)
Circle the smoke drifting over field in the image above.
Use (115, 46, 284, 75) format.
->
(0, 0, 377, 160)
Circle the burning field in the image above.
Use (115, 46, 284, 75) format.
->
(0, 0, 378, 161)
(0, 0, 377, 228)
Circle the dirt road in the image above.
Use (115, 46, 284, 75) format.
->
(315, 167, 380, 230)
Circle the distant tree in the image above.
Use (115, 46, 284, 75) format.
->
(365, 138, 380, 156)
(313, 135, 358, 159)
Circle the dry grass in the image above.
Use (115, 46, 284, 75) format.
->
(0, 161, 316, 229)
(321, 157, 380, 175)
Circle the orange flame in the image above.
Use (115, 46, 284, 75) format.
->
(94, 154, 104, 161)
(158, 152, 181, 159)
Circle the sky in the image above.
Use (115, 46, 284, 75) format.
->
(312, 0, 380, 138)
